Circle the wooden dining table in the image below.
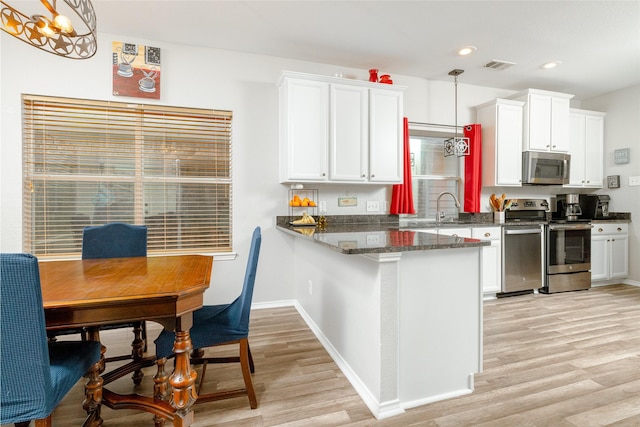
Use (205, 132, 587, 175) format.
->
(39, 254, 213, 427)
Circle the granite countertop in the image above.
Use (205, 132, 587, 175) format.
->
(276, 212, 631, 255)
(276, 215, 489, 255)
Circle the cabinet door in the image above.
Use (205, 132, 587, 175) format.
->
(473, 227, 501, 293)
(496, 103, 524, 186)
(610, 234, 629, 279)
(567, 113, 586, 186)
(550, 97, 570, 152)
(330, 84, 368, 182)
(280, 78, 328, 182)
(584, 114, 604, 187)
(369, 88, 403, 183)
(526, 94, 552, 151)
(590, 234, 609, 281)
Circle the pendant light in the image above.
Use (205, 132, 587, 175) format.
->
(444, 69, 470, 157)
(1, 0, 97, 59)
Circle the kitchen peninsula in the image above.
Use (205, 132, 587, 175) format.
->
(277, 215, 488, 419)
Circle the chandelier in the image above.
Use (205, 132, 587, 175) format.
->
(443, 69, 470, 157)
(1, 0, 97, 59)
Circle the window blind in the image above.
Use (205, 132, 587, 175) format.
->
(22, 94, 232, 258)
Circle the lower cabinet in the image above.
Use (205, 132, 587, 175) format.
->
(439, 226, 501, 294)
(591, 223, 629, 281)
(472, 227, 502, 294)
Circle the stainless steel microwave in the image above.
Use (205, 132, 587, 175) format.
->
(522, 151, 570, 185)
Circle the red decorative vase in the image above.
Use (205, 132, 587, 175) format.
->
(369, 69, 378, 82)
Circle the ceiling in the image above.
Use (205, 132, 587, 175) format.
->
(21, 1, 640, 100)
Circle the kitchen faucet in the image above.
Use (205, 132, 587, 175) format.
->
(436, 192, 461, 223)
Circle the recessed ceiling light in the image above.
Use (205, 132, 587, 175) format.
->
(458, 46, 477, 56)
(542, 61, 562, 69)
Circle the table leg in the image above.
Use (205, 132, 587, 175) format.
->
(169, 329, 197, 425)
(153, 315, 198, 427)
(131, 321, 145, 384)
(83, 327, 105, 427)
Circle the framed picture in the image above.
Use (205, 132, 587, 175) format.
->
(112, 41, 161, 99)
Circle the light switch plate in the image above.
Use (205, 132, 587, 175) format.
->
(629, 176, 640, 187)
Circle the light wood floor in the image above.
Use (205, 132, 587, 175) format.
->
(44, 284, 640, 426)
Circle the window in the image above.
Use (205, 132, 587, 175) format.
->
(22, 95, 232, 258)
(408, 127, 462, 220)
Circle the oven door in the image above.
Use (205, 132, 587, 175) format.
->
(547, 222, 591, 274)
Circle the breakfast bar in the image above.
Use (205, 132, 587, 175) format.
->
(277, 216, 488, 419)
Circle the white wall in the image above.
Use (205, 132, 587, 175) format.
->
(582, 86, 640, 283)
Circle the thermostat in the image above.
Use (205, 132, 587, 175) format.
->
(607, 175, 620, 188)
(614, 148, 630, 164)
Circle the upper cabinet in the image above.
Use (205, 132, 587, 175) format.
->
(476, 99, 524, 187)
(279, 71, 405, 184)
(509, 89, 574, 153)
(566, 109, 606, 188)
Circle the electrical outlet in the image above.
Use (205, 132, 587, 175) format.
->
(366, 234, 380, 245)
(382, 200, 388, 212)
(308, 280, 313, 295)
(366, 201, 380, 212)
(319, 201, 326, 212)
(629, 176, 640, 187)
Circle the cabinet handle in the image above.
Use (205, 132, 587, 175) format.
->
(484, 232, 491, 237)
(361, 174, 366, 178)
(370, 174, 375, 178)
(322, 172, 326, 177)
(598, 228, 603, 232)
(552, 145, 557, 148)
(617, 227, 622, 232)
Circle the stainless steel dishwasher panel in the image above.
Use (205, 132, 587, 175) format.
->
(502, 226, 543, 293)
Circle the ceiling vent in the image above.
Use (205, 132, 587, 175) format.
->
(483, 60, 516, 70)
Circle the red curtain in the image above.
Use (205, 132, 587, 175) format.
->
(390, 118, 415, 214)
(463, 124, 482, 213)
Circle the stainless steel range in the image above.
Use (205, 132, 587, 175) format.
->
(542, 194, 592, 293)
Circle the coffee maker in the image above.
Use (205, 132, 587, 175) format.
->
(554, 194, 582, 221)
(596, 195, 610, 218)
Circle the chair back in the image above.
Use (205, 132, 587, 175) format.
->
(227, 226, 262, 332)
(82, 222, 147, 259)
(0, 253, 54, 423)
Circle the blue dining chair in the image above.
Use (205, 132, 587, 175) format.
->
(81, 222, 151, 384)
(0, 253, 102, 427)
(154, 226, 262, 409)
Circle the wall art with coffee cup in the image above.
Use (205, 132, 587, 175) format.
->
(112, 41, 161, 99)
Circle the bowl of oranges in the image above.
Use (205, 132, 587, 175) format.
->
(289, 195, 316, 207)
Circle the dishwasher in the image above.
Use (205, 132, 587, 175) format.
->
(500, 199, 548, 295)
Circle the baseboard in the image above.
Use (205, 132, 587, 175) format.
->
(251, 299, 296, 310)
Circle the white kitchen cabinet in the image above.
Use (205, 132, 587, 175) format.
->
(279, 71, 405, 184)
(591, 223, 629, 282)
(330, 84, 369, 182)
(510, 89, 574, 153)
(476, 99, 524, 187)
(566, 109, 605, 188)
(279, 77, 329, 182)
(472, 227, 502, 294)
(369, 88, 403, 183)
